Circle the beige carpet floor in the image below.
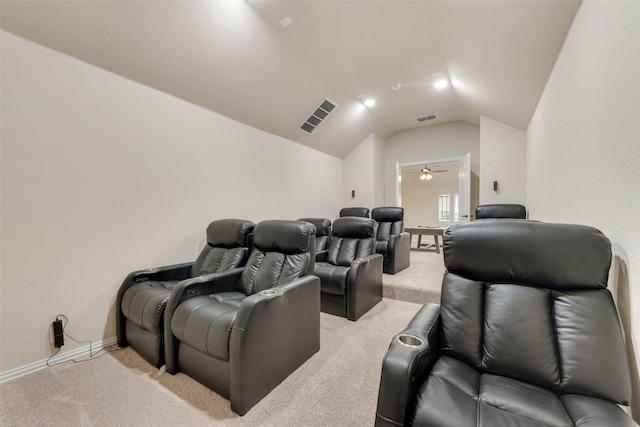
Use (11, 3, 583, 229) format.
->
(383, 250, 444, 305)
(0, 252, 444, 426)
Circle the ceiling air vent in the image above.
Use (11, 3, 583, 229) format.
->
(299, 99, 337, 134)
(416, 114, 438, 123)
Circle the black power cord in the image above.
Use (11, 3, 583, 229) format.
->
(46, 314, 121, 366)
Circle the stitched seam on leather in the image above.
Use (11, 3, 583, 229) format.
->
(477, 396, 556, 427)
(480, 281, 488, 371)
(432, 368, 479, 400)
(551, 289, 564, 393)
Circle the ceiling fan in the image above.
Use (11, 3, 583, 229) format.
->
(405, 165, 449, 181)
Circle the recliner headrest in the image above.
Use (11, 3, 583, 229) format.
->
(443, 219, 611, 289)
(339, 207, 370, 218)
(206, 219, 255, 248)
(332, 217, 375, 239)
(298, 218, 332, 237)
(253, 220, 315, 254)
(475, 204, 526, 219)
(371, 207, 404, 222)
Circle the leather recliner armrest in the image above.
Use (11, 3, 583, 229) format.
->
(387, 232, 411, 274)
(116, 262, 194, 347)
(163, 268, 244, 374)
(347, 253, 383, 320)
(229, 274, 321, 415)
(375, 303, 441, 427)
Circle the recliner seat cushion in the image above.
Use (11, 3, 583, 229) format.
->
(314, 262, 349, 296)
(121, 280, 178, 334)
(171, 295, 239, 361)
(414, 356, 576, 427)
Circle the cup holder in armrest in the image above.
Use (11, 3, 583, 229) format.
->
(397, 334, 424, 347)
(259, 289, 278, 296)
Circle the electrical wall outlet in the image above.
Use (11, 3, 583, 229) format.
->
(53, 319, 64, 348)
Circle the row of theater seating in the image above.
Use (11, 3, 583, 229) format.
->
(116, 206, 637, 424)
(337, 206, 411, 274)
(114, 204, 523, 415)
(116, 219, 318, 414)
(115, 213, 394, 415)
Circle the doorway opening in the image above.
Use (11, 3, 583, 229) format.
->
(396, 154, 470, 228)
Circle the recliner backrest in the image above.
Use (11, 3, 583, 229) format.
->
(298, 217, 332, 252)
(371, 207, 404, 241)
(326, 217, 376, 267)
(475, 203, 526, 219)
(339, 207, 370, 218)
(440, 219, 631, 405)
(237, 220, 315, 296)
(191, 219, 255, 277)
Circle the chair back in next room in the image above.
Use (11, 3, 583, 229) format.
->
(339, 207, 370, 218)
(474, 203, 526, 219)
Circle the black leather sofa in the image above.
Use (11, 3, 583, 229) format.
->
(375, 219, 637, 427)
(475, 203, 526, 219)
(164, 220, 320, 415)
(371, 207, 410, 274)
(116, 218, 255, 367)
(315, 217, 383, 321)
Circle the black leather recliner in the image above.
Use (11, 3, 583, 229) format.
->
(376, 219, 638, 427)
(298, 217, 332, 260)
(315, 217, 383, 321)
(164, 220, 320, 415)
(371, 207, 411, 274)
(475, 203, 526, 219)
(116, 219, 255, 367)
(339, 207, 370, 218)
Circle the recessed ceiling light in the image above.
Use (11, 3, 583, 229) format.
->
(434, 79, 448, 89)
(432, 72, 448, 89)
(363, 99, 376, 107)
(390, 82, 402, 91)
(280, 16, 294, 27)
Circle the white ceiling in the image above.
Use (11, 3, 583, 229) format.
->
(0, 0, 581, 159)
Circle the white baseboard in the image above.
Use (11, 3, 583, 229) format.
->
(0, 336, 118, 384)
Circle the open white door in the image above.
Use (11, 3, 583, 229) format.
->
(458, 153, 471, 222)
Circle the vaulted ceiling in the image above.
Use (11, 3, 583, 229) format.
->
(1, 1, 581, 158)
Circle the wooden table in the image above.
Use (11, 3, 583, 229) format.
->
(405, 226, 448, 254)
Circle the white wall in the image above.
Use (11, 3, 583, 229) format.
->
(384, 121, 480, 215)
(343, 133, 374, 210)
(373, 133, 385, 207)
(0, 32, 343, 373)
(526, 1, 640, 418)
(479, 116, 526, 205)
